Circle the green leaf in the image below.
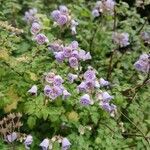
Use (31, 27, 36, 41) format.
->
(27, 116, 36, 129)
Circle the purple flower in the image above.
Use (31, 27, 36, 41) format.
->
(139, 53, 149, 61)
(92, 9, 100, 17)
(134, 60, 149, 73)
(84, 52, 92, 60)
(69, 57, 78, 68)
(63, 89, 71, 100)
(24, 8, 38, 24)
(51, 10, 61, 21)
(53, 75, 64, 86)
(63, 47, 72, 58)
(55, 52, 65, 63)
(62, 138, 71, 150)
(78, 50, 86, 59)
(71, 50, 79, 58)
(79, 50, 91, 61)
(48, 43, 62, 52)
(24, 135, 33, 150)
(140, 32, 150, 44)
(35, 33, 49, 45)
(30, 22, 41, 34)
(85, 80, 95, 90)
(100, 101, 117, 117)
(40, 138, 49, 150)
(80, 94, 91, 106)
(68, 73, 78, 83)
(44, 85, 51, 96)
(102, 92, 113, 102)
(69, 41, 79, 50)
(100, 101, 111, 112)
(99, 78, 110, 87)
(57, 15, 68, 25)
(59, 5, 68, 14)
(84, 69, 96, 81)
(112, 32, 130, 47)
(104, 0, 115, 12)
(134, 53, 149, 73)
(6, 132, 17, 143)
(28, 85, 37, 96)
(49, 86, 62, 100)
(77, 82, 86, 92)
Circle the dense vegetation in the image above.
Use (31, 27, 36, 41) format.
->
(0, 0, 150, 149)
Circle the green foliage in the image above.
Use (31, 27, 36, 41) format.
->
(0, 0, 150, 149)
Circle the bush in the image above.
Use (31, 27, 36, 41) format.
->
(0, 0, 149, 149)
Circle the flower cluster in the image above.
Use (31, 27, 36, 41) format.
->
(48, 40, 91, 69)
(24, 8, 38, 24)
(134, 53, 150, 73)
(34, 33, 49, 45)
(24, 135, 71, 150)
(24, 8, 49, 45)
(98, 91, 117, 117)
(68, 73, 78, 83)
(44, 72, 71, 100)
(140, 32, 150, 45)
(51, 5, 78, 34)
(92, 0, 115, 17)
(112, 32, 130, 47)
(30, 21, 49, 45)
(76, 67, 116, 116)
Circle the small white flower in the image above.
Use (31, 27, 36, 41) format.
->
(40, 138, 49, 150)
(99, 78, 109, 87)
(92, 9, 100, 17)
(94, 80, 100, 88)
(70, 20, 78, 35)
(62, 138, 71, 150)
(24, 135, 33, 150)
(28, 85, 37, 96)
(63, 89, 71, 100)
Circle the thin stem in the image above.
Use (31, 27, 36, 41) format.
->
(119, 110, 150, 146)
(3, 61, 23, 77)
(100, 122, 116, 134)
(122, 133, 150, 139)
(106, 7, 117, 80)
(89, 22, 99, 52)
(124, 70, 150, 109)
(113, 6, 116, 31)
(107, 48, 116, 80)
(136, 19, 147, 35)
(112, 52, 125, 70)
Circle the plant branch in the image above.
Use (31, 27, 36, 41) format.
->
(2, 61, 23, 77)
(107, 48, 116, 80)
(89, 21, 100, 52)
(136, 19, 147, 35)
(124, 70, 150, 109)
(119, 110, 150, 146)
